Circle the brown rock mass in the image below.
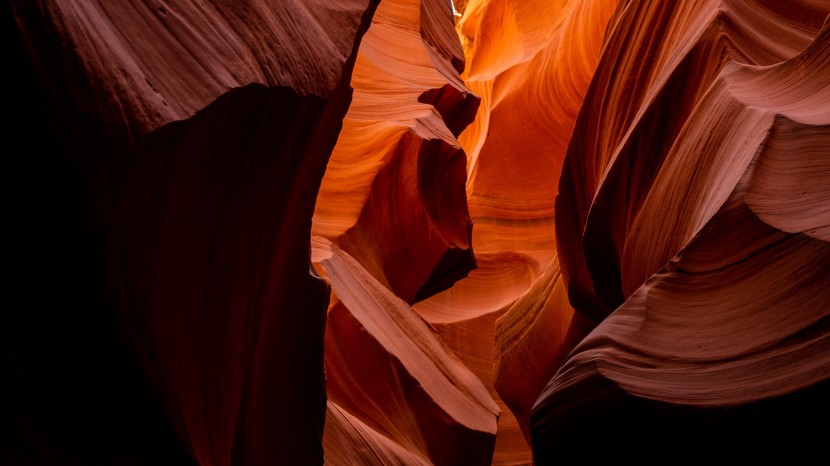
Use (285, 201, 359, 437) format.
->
(8, 1, 378, 464)
(7, 0, 829, 465)
(537, 1, 830, 463)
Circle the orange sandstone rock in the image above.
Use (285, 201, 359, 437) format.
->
(313, 0, 478, 304)
(438, 1, 621, 461)
(316, 237, 500, 465)
(10, 0, 829, 464)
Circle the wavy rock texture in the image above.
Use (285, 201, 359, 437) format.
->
(315, 237, 499, 465)
(323, 401, 433, 466)
(536, 1, 830, 463)
(421, 1, 621, 462)
(412, 252, 537, 463)
(312, 0, 478, 304)
(9, 0, 829, 465)
(316, 0, 621, 461)
(458, 0, 620, 265)
(7, 1, 377, 464)
(311, 0, 504, 463)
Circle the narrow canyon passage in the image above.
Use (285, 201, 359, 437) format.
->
(7, 0, 830, 465)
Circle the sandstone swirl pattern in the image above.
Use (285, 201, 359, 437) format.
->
(536, 1, 830, 463)
(7, 0, 829, 465)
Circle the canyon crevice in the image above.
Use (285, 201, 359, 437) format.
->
(7, 0, 829, 465)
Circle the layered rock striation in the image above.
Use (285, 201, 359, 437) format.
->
(7, 0, 829, 465)
(535, 1, 830, 463)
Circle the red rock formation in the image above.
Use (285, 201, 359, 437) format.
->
(8, 1, 377, 464)
(311, 1, 506, 464)
(556, 0, 829, 318)
(323, 401, 433, 466)
(492, 255, 595, 439)
(312, 0, 478, 304)
(8, 0, 829, 464)
(315, 237, 499, 465)
(427, 1, 621, 462)
(412, 252, 537, 463)
(535, 1, 830, 463)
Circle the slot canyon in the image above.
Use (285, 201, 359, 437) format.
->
(6, 0, 829, 465)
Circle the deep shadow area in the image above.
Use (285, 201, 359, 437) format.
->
(3, 3, 197, 464)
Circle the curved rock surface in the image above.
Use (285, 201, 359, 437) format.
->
(8, 1, 377, 464)
(536, 1, 830, 463)
(441, 0, 621, 462)
(312, 0, 478, 304)
(323, 401, 433, 466)
(556, 0, 829, 318)
(315, 236, 499, 465)
(8, 0, 829, 465)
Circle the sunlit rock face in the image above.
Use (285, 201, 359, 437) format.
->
(313, 0, 478, 306)
(456, 0, 624, 459)
(8, 0, 829, 465)
(312, 0, 501, 464)
(416, 1, 623, 463)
